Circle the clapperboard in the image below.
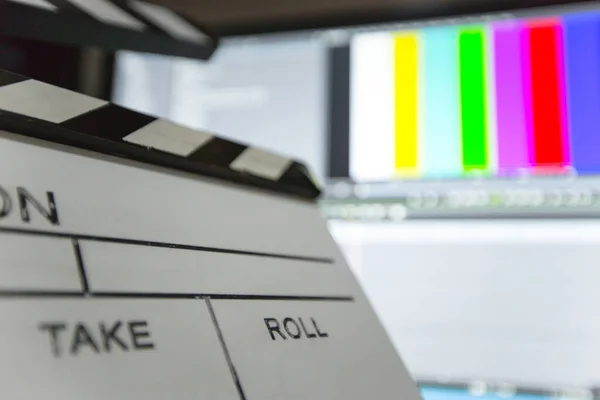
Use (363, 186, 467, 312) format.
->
(0, 69, 423, 399)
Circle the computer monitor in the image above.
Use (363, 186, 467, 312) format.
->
(323, 2, 600, 219)
(346, 11, 600, 181)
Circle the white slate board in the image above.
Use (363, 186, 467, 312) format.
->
(0, 128, 422, 400)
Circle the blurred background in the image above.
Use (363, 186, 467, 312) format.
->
(4, 0, 600, 398)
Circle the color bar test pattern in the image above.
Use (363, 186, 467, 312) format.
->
(350, 9, 600, 180)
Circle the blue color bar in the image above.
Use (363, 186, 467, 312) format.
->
(564, 12, 600, 174)
(422, 27, 462, 177)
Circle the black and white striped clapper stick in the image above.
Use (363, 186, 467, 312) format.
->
(0, 69, 319, 198)
(4, 0, 216, 59)
(6, 0, 210, 43)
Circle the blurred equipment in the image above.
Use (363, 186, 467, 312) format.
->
(419, 382, 593, 400)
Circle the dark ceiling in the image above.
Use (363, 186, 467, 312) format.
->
(148, 0, 597, 35)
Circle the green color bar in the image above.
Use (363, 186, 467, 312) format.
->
(459, 28, 488, 172)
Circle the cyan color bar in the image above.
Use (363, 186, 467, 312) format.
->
(564, 12, 600, 174)
(422, 27, 462, 177)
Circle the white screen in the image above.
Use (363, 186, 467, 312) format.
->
(330, 220, 600, 387)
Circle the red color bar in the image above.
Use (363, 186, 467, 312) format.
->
(528, 20, 568, 168)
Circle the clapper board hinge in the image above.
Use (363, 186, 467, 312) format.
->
(0, 69, 321, 200)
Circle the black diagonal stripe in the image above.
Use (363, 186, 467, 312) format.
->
(187, 138, 247, 167)
(109, 0, 168, 34)
(114, 1, 217, 46)
(177, 14, 219, 46)
(61, 104, 156, 142)
(45, 0, 96, 19)
(0, 70, 28, 87)
(76, 0, 148, 30)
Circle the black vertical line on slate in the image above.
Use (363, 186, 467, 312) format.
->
(204, 297, 248, 400)
(60, 104, 156, 141)
(71, 239, 89, 294)
(187, 138, 247, 167)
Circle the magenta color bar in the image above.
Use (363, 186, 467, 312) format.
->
(520, 24, 535, 167)
(494, 22, 529, 173)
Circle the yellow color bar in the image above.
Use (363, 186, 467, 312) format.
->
(394, 33, 419, 177)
